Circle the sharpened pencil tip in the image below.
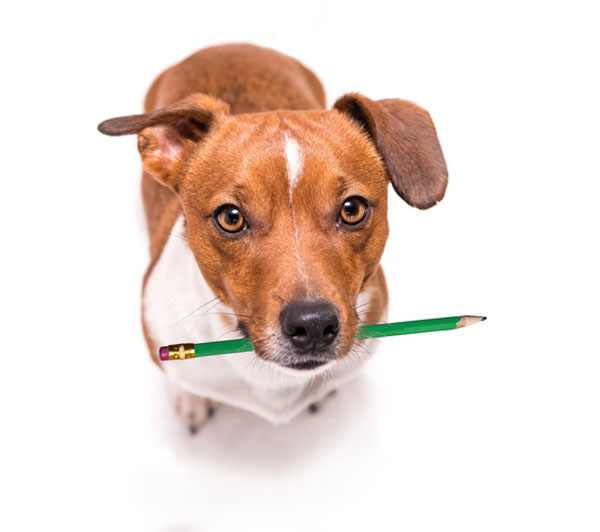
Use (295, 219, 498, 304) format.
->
(457, 315, 487, 328)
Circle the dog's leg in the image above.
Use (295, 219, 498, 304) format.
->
(308, 389, 337, 414)
(170, 383, 216, 433)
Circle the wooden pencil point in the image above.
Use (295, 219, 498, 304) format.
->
(456, 315, 487, 328)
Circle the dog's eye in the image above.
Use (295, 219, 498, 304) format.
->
(214, 205, 247, 233)
(339, 197, 369, 226)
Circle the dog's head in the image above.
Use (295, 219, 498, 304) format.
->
(99, 92, 447, 370)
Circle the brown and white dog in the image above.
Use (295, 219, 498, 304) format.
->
(98, 44, 447, 429)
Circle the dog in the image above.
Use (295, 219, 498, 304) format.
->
(98, 43, 447, 430)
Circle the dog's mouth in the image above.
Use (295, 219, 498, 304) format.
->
(236, 321, 251, 339)
(283, 358, 330, 370)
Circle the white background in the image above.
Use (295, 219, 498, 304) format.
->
(1, 1, 598, 530)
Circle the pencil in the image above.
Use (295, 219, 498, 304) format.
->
(159, 315, 486, 361)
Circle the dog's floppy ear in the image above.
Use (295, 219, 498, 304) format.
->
(98, 94, 229, 188)
(334, 93, 448, 209)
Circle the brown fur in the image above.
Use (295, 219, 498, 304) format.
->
(334, 94, 447, 208)
(177, 108, 390, 361)
(139, 44, 326, 264)
(98, 43, 447, 367)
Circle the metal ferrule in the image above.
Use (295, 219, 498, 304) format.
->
(168, 343, 195, 360)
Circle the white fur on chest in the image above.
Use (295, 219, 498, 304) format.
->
(143, 216, 377, 423)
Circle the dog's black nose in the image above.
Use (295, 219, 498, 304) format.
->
(280, 301, 340, 351)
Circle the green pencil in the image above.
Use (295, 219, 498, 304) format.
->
(158, 315, 486, 361)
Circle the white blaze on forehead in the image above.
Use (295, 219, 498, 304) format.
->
(283, 133, 309, 285)
(284, 134, 304, 196)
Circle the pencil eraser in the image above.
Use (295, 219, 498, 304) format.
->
(159, 346, 170, 361)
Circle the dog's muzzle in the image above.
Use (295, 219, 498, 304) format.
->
(279, 300, 340, 369)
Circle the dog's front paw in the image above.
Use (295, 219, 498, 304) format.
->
(171, 385, 216, 434)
